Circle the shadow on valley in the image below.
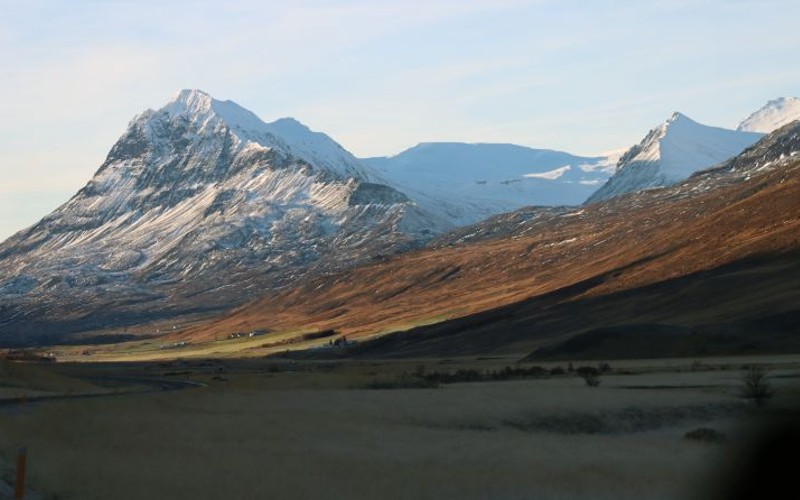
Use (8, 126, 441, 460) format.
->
(279, 251, 800, 361)
(0, 306, 226, 349)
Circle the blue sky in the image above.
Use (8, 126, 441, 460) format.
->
(1, 0, 799, 240)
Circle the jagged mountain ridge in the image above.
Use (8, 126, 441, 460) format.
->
(586, 112, 763, 204)
(363, 142, 614, 225)
(0, 90, 448, 345)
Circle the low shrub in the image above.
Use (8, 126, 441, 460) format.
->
(362, 376, 440, 390)
(576, 366, 601, 387)
(684, 427, 728, 444)
(420, 365, 551, 384)
(301, 329, 337, 341)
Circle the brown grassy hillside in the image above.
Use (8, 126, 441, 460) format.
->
(172, 152, 800, 359)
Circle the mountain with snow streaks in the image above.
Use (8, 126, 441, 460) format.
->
(586, 113, 763, 204)
(363, 142, 613, 226)
(0, 90, 448, 345)
(4, 91, 796, 349)
(737, 97, 800, 133)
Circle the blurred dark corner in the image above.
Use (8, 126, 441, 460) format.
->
(701, 410, 800, 499)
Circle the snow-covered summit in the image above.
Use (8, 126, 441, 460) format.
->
(647, 112, 762, 180)
(163, 89, 266, 130)
(141, 89, 377, 182)
(737, 97, 800, 133)
(587, 112, 763, 203)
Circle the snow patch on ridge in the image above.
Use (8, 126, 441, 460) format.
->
(524, 165, 571, 180)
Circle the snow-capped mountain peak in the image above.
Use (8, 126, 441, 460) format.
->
(135, 89, 376, 182)
(162, 88, 266, 133)
(668, 111, 690, 123)
(737, 97, 800, 133)
(587, 112, 763, 203)
(0, 90, 446, 344)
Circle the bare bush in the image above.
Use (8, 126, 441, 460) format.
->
(684, 427, 728, 444)
(362, 375, 440, 390)
(740, 367, 772, 407)
(576, 366, 601, 387)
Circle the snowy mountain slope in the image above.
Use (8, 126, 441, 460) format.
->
(737, 97, 800, 133)
(0, 90, 448, 345)
(586, 113, 763, 204)
(714, 119, 800, 176)
(363, 142, 614, 225)
(160, 90, 379, 182)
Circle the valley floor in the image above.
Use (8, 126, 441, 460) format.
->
(1, 356, 798, 499)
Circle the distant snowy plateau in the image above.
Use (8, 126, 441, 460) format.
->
(363, 143, 615, 225)
(0, 90, 797, 344)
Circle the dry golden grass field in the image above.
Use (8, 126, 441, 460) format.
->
(1, 355, 798, 499)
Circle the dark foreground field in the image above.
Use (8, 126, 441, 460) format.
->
(1, 356, 799, 499)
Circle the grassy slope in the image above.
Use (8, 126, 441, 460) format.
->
(156, 158, 800, 360)
(325, 252, 800, 360)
